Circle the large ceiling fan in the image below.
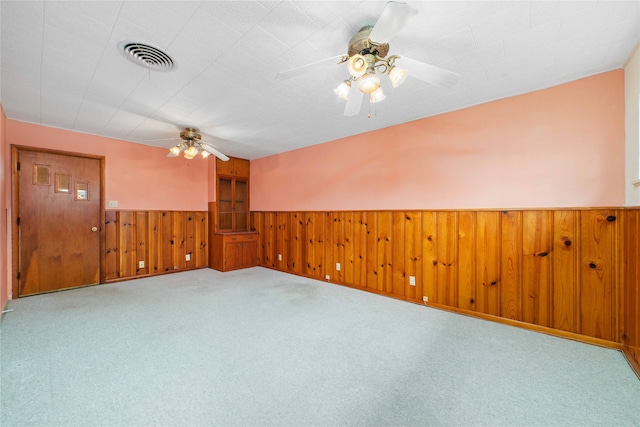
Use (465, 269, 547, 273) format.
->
(276, 1, 460, 117)
(153, 127, 229, 161)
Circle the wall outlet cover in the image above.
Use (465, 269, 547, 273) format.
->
(138, 261, 144, 269)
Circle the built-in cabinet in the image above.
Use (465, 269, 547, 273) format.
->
(210, 156, 257, 271)
(211, 232, 258, 271)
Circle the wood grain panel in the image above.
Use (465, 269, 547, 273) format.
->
(302, 212, 316, 277)
(522, 211, 552, 327)
(184, 212, 195, 270)
(476, 211, 501, 316)
(552, 210, 579, 333)
(457, 211, 475, 310)
(404, 211, 421, 301)
(292, 213, 303, 273)
(276, 212, 288, 270)
(323, 212, 334, 281)
(194, 211, 208, 268)
(333, 212, 345, 283)
(161, 212, 173, 272)
(309, 212, 323, 278)
(624, 209, 640, 365)
(148, 211, 163, 273)
(343, 212, 354, 285)
(436, 212, 458, 306)
(376, 212, 393, 293)
(500, 211, 522, 320)
(264, 212, 276, 268)
(580, 210, 616, 341)
(366, 212, 378, 291)
(104, 210, 208, 282)
(353, 211, 367, 288)
(251, 212, 265, 265)
(135, 211, 149, 275)
(421, 212, 438, 302)
(104, 210, 117, 281)
(172, 211, 186, 271)
(392, 212, 406, 296)
(118, 211, 135, 279)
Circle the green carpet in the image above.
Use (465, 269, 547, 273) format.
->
(2, 267, 639, 426)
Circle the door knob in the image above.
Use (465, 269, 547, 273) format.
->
(91, 227, 98, 232)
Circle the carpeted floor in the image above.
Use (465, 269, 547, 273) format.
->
(1, 267, 639, 426)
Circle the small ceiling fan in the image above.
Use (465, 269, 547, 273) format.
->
(276, 1, 460, 117)
(151, 127, 229, 161)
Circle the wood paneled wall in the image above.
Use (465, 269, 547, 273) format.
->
(623, 208, 640, 371)
(104, 210, 208, 282)
(251, 209, 627, 344)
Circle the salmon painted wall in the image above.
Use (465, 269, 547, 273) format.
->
(1, 106, 9, 309)
(251, 71, 625, 211)
(6, 120, 208, 211)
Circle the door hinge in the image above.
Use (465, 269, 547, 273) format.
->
(16, 217, 20, 226)
(16, 272, 20, 281)
(17, 162, 20, 171)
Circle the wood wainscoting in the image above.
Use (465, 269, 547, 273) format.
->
(104, 210, 208, 282)
(623, 207, 640, 375)
(251, 209, 637, 353)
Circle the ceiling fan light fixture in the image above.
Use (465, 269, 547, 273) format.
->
(183, 145, 199, 160)
(370, 87, 386, 103)
(168, 145, 181, 157)
(388, 65, 408, 88)
(347, 54, 367, 78)
(201, 150, 211, 159)
(358, 71, 380, 94)
(333, 80, 351, 100)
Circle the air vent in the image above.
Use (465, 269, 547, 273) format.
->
(119, 41, 176, 72)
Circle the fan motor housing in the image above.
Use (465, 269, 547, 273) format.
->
(180, 128, 201, 141)
(348, 26, 389, 58)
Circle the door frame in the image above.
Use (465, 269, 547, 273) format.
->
(11, 145, 106, 297)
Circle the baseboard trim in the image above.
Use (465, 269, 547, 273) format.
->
(622, 347, 640, 379)
(426, 302, 623, 350)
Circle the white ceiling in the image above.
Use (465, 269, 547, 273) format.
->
(1, 1, 639, 160)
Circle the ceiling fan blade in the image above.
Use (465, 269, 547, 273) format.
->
(368, 2, 418, 44)
(399, 57, 460, 88)
(202, 143, 230, 161)
(275, 55, 346, 80)
(344, 83, 364, 117)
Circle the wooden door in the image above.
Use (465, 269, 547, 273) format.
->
(17, 149, 101, 296)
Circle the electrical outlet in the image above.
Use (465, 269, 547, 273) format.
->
(409, 276, 416, 286)
(138, 261, 144, 269)
(325, 275, 330, 280)
(108, 200, 118, 208)
(336, 262, 341, 271)
(278, 254, 282, 261)
(423, 296, 429, 303)
(186, 253, 191, 261)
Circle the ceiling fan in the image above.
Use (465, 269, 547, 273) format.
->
(275, 1, 460, 117)
(155, 127, 229, 161)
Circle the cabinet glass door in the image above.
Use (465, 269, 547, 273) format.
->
(235, 179, 248, 231)
(218, 177, 233, 230)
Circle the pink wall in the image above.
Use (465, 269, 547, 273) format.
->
(1, 106, 8, 309)
(6, 121, 209, 211)
(251, 71, 625, 211)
